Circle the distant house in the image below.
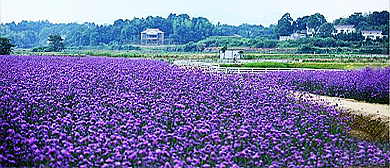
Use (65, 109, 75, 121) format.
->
(220, 50, 242, 59)
(306, 28, 316, 37)
(232, 34, 243, 38)
(361, 30, 383, 40)
(279, 36, 290, 41)
(279, 32, 306, 41)
(141, 29, 164, 45)
(333, 25, 356, 35)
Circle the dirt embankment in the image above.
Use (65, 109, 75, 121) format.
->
(294, 92, 390, 142)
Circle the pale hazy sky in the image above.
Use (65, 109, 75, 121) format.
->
(1, 0, 389, 26)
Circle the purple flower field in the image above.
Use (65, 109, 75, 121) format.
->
(265, 67, 390, 104)
(0, 55, 389, 167)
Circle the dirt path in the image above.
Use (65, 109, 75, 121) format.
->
(294, 92, 390, 121)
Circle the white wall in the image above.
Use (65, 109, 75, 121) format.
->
(220, 50, 241, 59)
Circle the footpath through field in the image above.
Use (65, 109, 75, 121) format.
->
(293, 92, 390, 121)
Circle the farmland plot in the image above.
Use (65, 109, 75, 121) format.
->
(0, 55, 389, 167)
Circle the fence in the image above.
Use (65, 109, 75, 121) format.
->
(203, 66, 343, 74)
(174, 59, 290, 65)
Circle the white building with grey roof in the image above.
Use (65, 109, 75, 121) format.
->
(333, 25, 356, 35)
(361, 30, 383, 40)
(141, 29, 164, 45)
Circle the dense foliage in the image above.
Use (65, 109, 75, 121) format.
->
(48, 34, 65, 52)
(179, 36, 387, 54)
(1, 11, 388, 50)
(276, 11, 389, 37)
(198, 36, 279, 48)
(0, 14, 271, 48)
(32, 34, 66, 52)
(334, 11, 389, 34)
(0, 37, 15, 55)
(1, 55, 389, 167)
(268, 68, 390, 104)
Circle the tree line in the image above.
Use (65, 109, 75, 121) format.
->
(275, 11, 389, 38)
(0, 14, 273, 48)
(0, 11, 388, 50)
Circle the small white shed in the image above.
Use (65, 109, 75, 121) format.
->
(220, 50, 242, 59)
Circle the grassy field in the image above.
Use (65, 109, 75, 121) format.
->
(11, 48, 390, 66)
(242, 52, 389, 59)
(241, 53, 389, 63)
(12, 49, 219, 61)
(221, 62, 389, 69)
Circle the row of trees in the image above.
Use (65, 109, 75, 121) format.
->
(1, 14, 274, 48)
(180, 35, 387, 53)
(0, 34, 64, 54)
(1, 11, 388, 49)
(31, 34, 65, 52)
(275, 13, 327, 36)
(0, 37, 15, 54)
(275, 11, 389, 37)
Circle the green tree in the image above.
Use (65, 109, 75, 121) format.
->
(318, 23, 334, 37)
(48, 34, 65, 51)
(307, 13, 327, 33)
(347, 12, 366, 27)
(221, 46, 227, 53)
(276, 13, 294, 36)
(0, 37, 15, 55)
(367, 11, 389, 27)
(293, 16, 309, 32)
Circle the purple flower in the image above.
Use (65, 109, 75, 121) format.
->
(0, 55, 388, 167)
(7, 129, 15, 135)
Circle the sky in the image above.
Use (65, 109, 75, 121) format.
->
(1, 0, 389, 27)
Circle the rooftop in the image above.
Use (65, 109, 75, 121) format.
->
(141, 29, 164, 35)
(361, 30, 382, 34)
(334, 25, 355, 29)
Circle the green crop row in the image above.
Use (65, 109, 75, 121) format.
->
(220, 62, 389, 69)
